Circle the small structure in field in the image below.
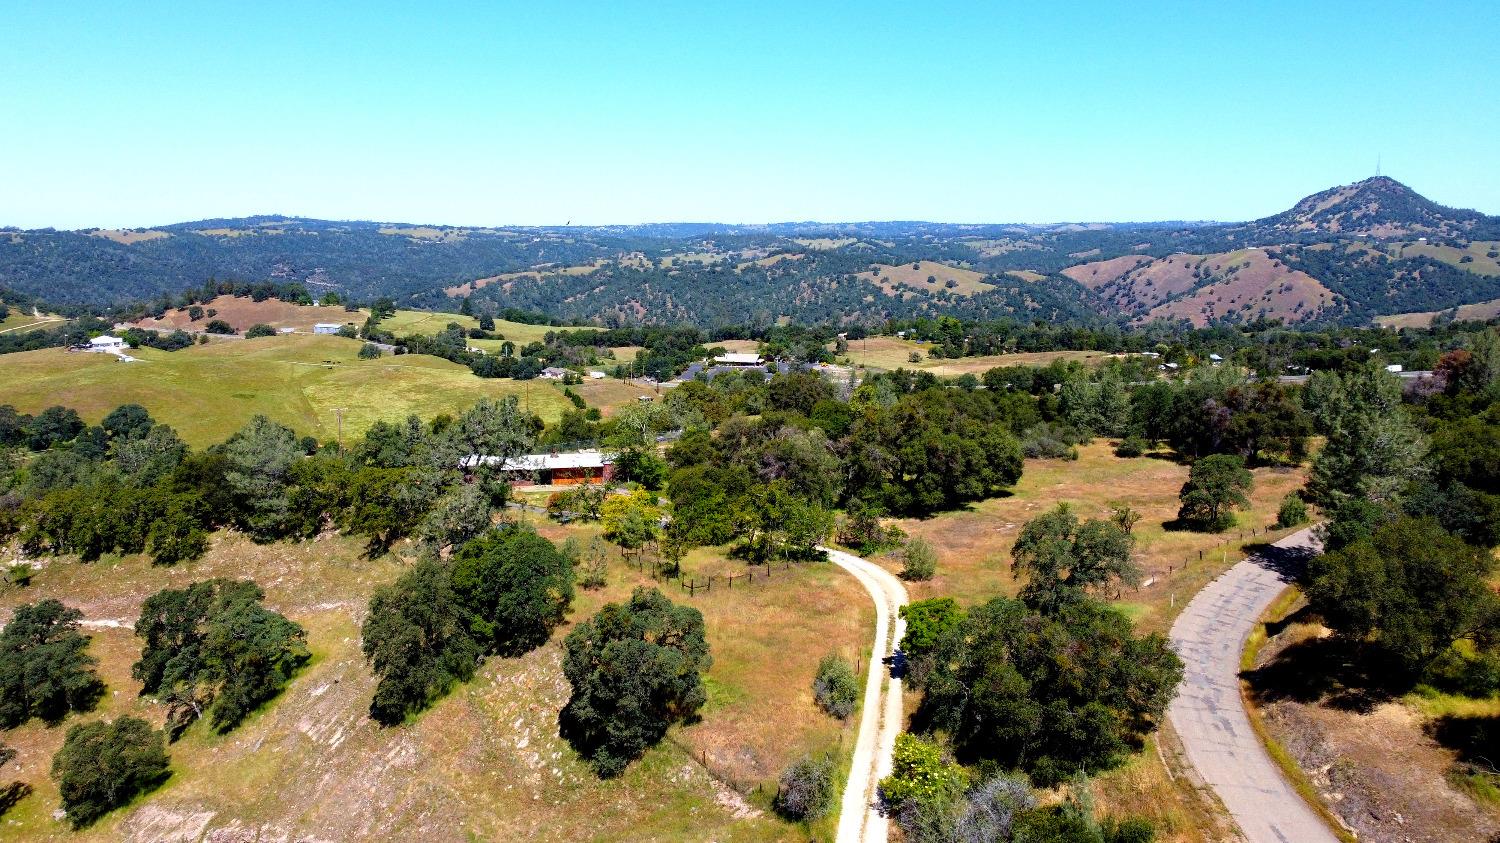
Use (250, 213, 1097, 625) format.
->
(313, 323, 342, 335)
(463, 450, 613, 486)
(539, 366, 570, 380)
(89, 335, 127, 351)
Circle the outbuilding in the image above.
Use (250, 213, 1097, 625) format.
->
(712, 352, 764, 366)
(90, 335, 127, 351)
(313, 323, 343, 335)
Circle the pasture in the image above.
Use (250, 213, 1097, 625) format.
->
(839, 335, 1114, 376)
(0, 335, 571, 447)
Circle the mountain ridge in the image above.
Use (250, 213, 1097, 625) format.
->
(3, 178, 1498, 327)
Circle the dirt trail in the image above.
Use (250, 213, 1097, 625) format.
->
(1167, 527, 1339, 843)
(821, 546, 909, 843)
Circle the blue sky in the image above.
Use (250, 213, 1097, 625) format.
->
(1, 1, 1495, 228)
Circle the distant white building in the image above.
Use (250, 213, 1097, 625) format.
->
(1385, 363, 1404, 373)
(313, 323, 343, 335)
(712, 352, 764, 366)
(90, 335, 127, 351)
(278, 326, 296, 334)
(588, 370, 607, 379)
(538, 367, 570, 380)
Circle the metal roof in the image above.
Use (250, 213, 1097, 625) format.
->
(463, 450, 611, 471)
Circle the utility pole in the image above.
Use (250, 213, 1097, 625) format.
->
(334, 407, 346, 453)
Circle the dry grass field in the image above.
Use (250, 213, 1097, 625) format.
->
(0, 335, 572, 447)
(86, 229, 171, 245)
(876, 442, 1309, 840)
(1396, 240, 1500, 277)
(840, 336, 1113, 376)
(0, 510, 864, 841)
(130, 295, 366, 334)
(857, 261, 994, 297)
(1376, 295, 1500, 329)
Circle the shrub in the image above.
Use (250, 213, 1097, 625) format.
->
(812, 653, 858, 719)
(879, 733, 966, 811)
(244, 323, 275, 339)
(50, 717, 170, 828)
(358, 342, 382, 359)
(203, 319, 234, 335)
(1275, 493, 1308, 528)
(775, 755, 836, 821)
(1021, 423, 1083, 460)
(1114, 436, 1147, 458)
(901, 537, 937, 581)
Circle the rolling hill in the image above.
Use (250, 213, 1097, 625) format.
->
(3, 178, 1498, 328)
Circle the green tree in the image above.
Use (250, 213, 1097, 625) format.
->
(27, 405, 83, 451)
(50, 716, 170, 828)
(1176, 454, 1252, 532)
(1012, 504, 1139, 614)
(224, 415, 304, 540)
(342, 467, 430, 554)
(1304, 517, 1500, 679)
(0, 600, 104, 728)
(915, 598, 1182, 786)
(600, 489, 662, 551)
(100, 404, 154, 442)
(417, 482, 493, 550)
(560, 587, 711, 776)
(244, 323, 276, 338)
(132, 579, 309, 735)
(449, 526, 574, 657)
(361, 559, 480, 724)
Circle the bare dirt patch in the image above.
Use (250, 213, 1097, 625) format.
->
(1247, 621, 1500, 842)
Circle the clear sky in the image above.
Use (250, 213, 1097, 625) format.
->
(2, 1, 1496, 229)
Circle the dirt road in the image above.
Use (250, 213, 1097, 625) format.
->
(1166, 527, 1339, 843)
(821, 546, 909, 843)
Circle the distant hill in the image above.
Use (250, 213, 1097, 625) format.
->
(4, 178, 1498, 328)
(1246, 176, 1500, 240)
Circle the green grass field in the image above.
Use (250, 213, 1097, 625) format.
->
(0, 307, 64, 334)
(383, 309, 596, 346)
(0, 335, 571, 447)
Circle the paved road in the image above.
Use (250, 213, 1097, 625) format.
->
(820, 546, 909, 843)
(1167, 527, 1339, 843)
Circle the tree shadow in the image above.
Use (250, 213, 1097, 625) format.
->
(1247, 540, 1318, 582)
(0, 781, 32, 818)
(1242, 633, 1405, 713)
(1430, 714, 1500, 769)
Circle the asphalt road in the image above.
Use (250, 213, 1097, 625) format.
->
(1166, 527, 1339, 843)
(821, 546, 909, 843)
